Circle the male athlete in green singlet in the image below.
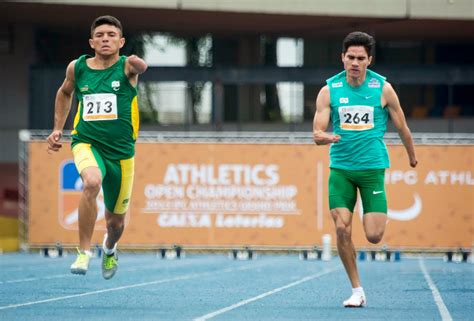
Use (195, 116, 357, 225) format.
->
(313, 32, 417, 307)
(47, 16, 147, 279)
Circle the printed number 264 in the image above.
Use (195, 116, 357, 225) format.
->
(343, 112, 369, 124)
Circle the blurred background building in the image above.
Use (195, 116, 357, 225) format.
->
(2, 1, 474, 160)
(0, 1, 473, 245)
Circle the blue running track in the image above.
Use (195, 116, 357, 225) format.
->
(0, 253, 472, 320)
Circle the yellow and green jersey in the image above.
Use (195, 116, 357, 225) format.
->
(327, 69, 389, 170)
(71, 55, 139, 160)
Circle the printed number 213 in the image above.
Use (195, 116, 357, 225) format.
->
(87, 101, 113, 114)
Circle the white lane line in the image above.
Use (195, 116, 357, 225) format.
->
(419, 258, 453, 321)
(0, 258, 213, 284)
(0, 261, 67, 272)
(0, 263, 268, 311)
(0, 265, 160, 285)
(0, 255, 203, 272)
(0, 274, 74, 284)
(193, 266, 340, 321)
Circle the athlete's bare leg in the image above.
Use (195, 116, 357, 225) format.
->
(331, 207, 360, 288)
(104, 209, 125, 250)
(78, 167, 102, 251)
(363, 213, 387, 244)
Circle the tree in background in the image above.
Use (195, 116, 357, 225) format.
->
(181, 35, 212, 124)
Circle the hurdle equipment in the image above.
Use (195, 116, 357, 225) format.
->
(159, 245, 184, 259)
(40, 242, 64, 259)
(94, 244, 102, 258)
(55, 242, 63, 257)
(358, 250, 367, 261)
(461, 249, 469, 263)
(299, 247, 322, 260)
(358, 248, 401, 262)
(393, 251, 401, 262)
(230, 247, 254, 260)
(357, 250, 377, 261)
(444, 248, 471, 263)
(369, 250, 376, 261)
(41, 247, 49, 257)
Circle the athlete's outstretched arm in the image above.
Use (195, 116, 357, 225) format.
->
(313, 85, 340, 145)
(383, 82, 418, 168)
(47, 60, 76, 153)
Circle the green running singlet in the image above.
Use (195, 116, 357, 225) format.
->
(326, 69, 389, 170)
(71, 55, 139, 160)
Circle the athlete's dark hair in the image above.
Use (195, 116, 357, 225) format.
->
(342, 31, 375, 56)
(90, 15, 123, 37)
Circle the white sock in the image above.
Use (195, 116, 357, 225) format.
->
(352, 287, 364, 295)
(102, 234, 117, 255)
(83, 250, 92, 257)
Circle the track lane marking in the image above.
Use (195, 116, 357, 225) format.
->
(0, 262, 268, 310)
(419, 258, 453, 321)
(193, 266, 340, 321)
(0, 257, 226, 284)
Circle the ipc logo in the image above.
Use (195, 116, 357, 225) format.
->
(59, 160, 106, 230)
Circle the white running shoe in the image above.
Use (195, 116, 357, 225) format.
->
(343, 293, 366, 308)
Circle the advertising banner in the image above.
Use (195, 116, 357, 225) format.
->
(28, 142, 473, 248)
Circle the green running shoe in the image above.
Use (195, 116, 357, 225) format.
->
(102, 251, 118, 280)
(70, 248, 90, 275)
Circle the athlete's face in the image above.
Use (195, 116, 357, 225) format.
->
(342, 46, 372, 79)
(89, 24, 124, 56)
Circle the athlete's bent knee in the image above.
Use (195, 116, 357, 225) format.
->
(366, 231, 384, 244)
(82, 176, 101, 197)
(335, 225, 351, 244)
(108, 219, 124, 232)
(106, 214, 124, 231)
